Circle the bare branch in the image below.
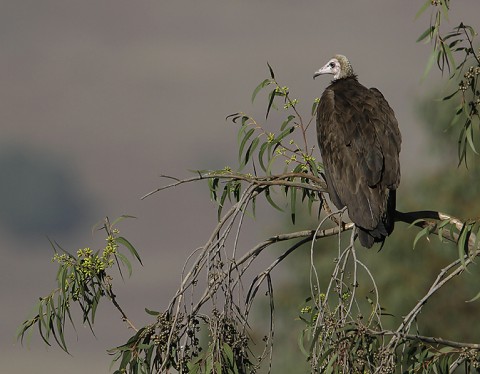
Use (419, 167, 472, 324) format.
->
(367, 328, 480, 350)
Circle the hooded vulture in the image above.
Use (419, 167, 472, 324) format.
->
(313, 55, 401, 248)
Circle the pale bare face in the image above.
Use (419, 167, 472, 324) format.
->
(313, 57, 342, 80)
(313, 55, 353, 81)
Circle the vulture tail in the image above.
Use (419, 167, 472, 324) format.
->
(357, 190, 396, 249)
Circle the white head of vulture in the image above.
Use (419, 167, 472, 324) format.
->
(313, 55, 401, 248)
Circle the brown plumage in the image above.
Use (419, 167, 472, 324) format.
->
(313, 55, 401, 248)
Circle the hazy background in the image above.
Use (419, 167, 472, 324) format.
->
(2, 1, 479, 373)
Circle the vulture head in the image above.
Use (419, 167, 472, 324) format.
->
(313, 54, 355, 81)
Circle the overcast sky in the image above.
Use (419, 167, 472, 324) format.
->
(2, 1, 479, 373)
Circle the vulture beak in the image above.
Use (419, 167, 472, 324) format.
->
(313, 66, 327, 80)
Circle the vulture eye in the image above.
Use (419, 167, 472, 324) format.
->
(329, 62, 335, 68)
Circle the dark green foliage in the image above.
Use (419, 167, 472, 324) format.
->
(417, 2, 480, 166)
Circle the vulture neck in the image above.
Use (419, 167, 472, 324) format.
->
(331, 74, 358, 84)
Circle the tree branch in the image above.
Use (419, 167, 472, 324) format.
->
(140, 172, 326, 200)
(366, 328, 480, 350)
(396, 210, 477, 249)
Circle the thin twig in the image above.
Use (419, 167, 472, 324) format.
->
(105, 284, 138, 332)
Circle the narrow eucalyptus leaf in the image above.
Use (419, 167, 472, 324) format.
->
(466, 290, 480, 303)
(244, 137, 260, 166)
(218, 185, 230, 220)
(225, 112, 240, 122)
(111, 215, 137, 227)
(117, 252, 133, 277)
(440, 0, 449, 21)
(238, 128, 255, 163)
(251, 78, 272, 103)
(267, 62, 275, 79)
(258, 141, 269, 172)
(266, 152, 279, 175)
(311, 99, 319, 116)
(280, 115, 295, 131)
(413, 227, 429, 249)
(223, 343, 235, 365)
(265, 188, 284, 212)
(415, 0, 433, 20)
(466, 123, 479, 154)
(290, 186, 297, 224)
(422, 50, 437, 80)
(442, 89, 458, 101)
(116, 237, 143, 265)
(457, 224, 468, 268)
(416, 26, 434, 43)
(275, 126, 295, 144)
(266, 89, 276, 119)
(145, 308, 160, 316)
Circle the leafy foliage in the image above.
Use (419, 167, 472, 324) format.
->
(417, 0, 480, 166)
(17, 216, 141, 353)
(212, 67, 325, 224)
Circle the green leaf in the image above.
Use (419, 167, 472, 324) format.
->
(145, 307, 160, 316)
(116, 237, 143, 265)
(232, 181, 241, 202)
(311, 99, 319, 117)
(442, 89, 458, 101)
(58, 265, 68, 294)
(242, 137, 260, 168)
(440, 0, 449, 21)
(209, 177, 220, 201)
(280, 115, 295, 131)
(117, 252, 133, 276)
(258, 141, 269, 172)
(265, 187, 284, 212)
(421, 49, 438, 80)
(413, 226, 430, 249)
(205, 355, 213, 374)
(415, 0, 432, 20)
(266, 89, 277, 119)
(297, 329, 310, 358)
(119, 350, 132, 372)
(223, 343, 234, 366)
(324, 353, 338, 374)
(307, 158, 320, 177)
(465, 122, 478, 155)
(437, 219, 451, 243)
(111, 215, 137, 227)
(465, 288, 480, 303)
(416, 26, 434, 43)
(218, 184, 230, 220)
(457, 223, 470, 268)
(290, 184, 297, 224)
(55, 306, 68, 352)
(442, 41, 456, 73)
(237, 115, 250, 144)
(238, 128, 255, 164)
(251, 78, 272, 103)
(267, 61, 275, 79)
(274, 126, 295, 144)
(266, 152, 280, 175)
